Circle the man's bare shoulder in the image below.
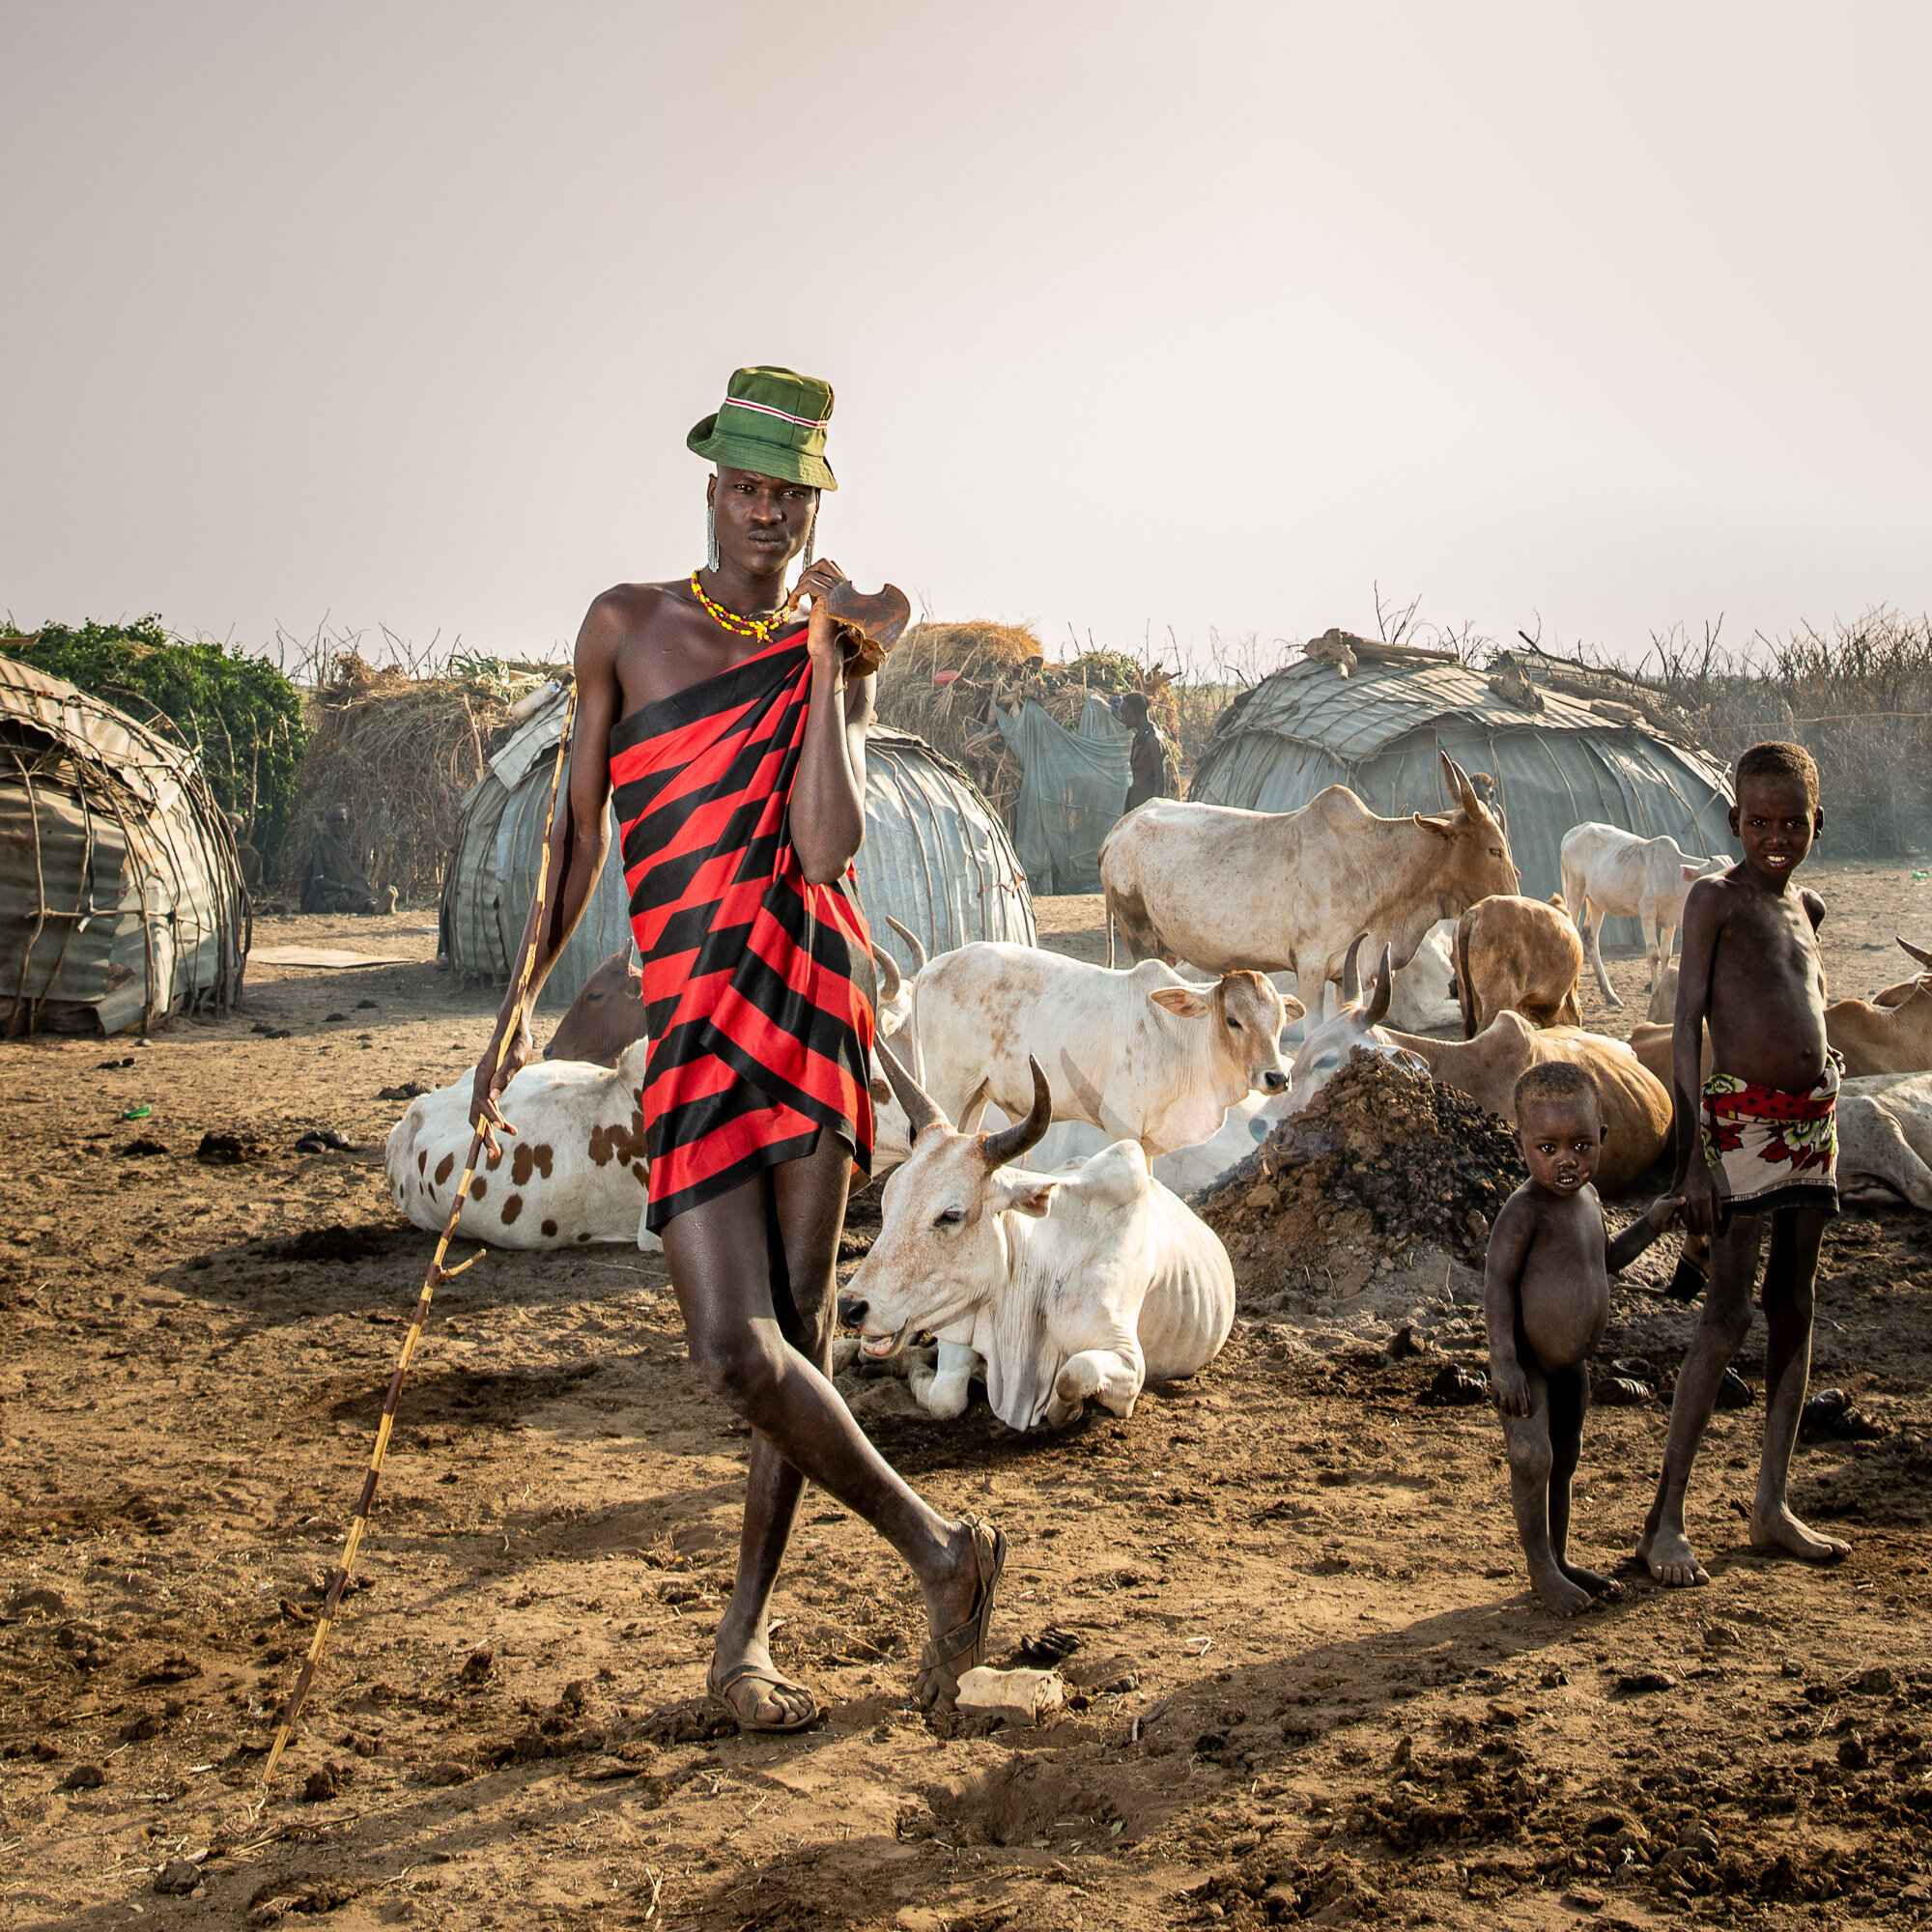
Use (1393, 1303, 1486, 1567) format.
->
(585, 579, 690, 629)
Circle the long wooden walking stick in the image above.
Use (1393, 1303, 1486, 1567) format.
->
(261, 682, 579, 1791)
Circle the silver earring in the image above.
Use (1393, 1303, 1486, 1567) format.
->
(705, 502, 720, 572)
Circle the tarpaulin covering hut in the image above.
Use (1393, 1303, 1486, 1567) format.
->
(440, 690, 1033, 1007)
(1190, 640, 1736, 952)
(992, 695, 1131, 895)
(0, 657, 246, 1035)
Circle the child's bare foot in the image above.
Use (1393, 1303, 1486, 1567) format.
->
(1530, 1567, 1595, 1616)
(1749, 1501, 1849, 1565)
(1636, 1523, 1710, 1587)
(1559, 1560, 1619, 1599)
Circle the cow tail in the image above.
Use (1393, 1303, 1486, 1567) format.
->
(1455, 916, 1478, 1040)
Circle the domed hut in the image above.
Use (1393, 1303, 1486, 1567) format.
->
(0, 655, 246, 1035)
(441, 690, 1033, 1008)
(1190, 637, 1736, 952)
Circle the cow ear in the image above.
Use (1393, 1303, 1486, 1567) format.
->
(991, 1175, 1057, 1217)
(1278, 991, 1307, 1022)
(1682, 865, 1703, 883)
(1149, 985, 1211, 1018)
(1411, 812, 1456, 840)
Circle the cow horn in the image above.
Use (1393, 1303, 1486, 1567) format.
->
(979, 1056, 1053, 1170)
(875, 1037, 949, 1142)
(1341, 932, 1368, 1006)
(1898, 935, 1932, 971)
(1364, 944, 1394, 1026)
(885, 915, 929, 973)
(873, 944, 901, 1005)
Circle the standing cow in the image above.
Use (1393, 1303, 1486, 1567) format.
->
(907, 942, 1293, 1156)
(1558, 823, 1729, 1005)
(838, 1050, 1235, 1431)
(1100, 752, 1519, 1014)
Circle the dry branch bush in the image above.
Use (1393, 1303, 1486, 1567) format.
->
(276, 652, 560, 902)
(1621, 610, 1932, 859)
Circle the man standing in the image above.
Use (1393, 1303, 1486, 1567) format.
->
(1121, 691, 1173, 811)
(469, 367, 1003, 1732)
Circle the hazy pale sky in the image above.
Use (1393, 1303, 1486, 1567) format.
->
(5, 2, 1928, 670)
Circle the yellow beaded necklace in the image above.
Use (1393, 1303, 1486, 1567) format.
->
(689, 572, 793, 643)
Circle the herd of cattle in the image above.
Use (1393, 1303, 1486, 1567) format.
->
(387, 754, 1932, 1432)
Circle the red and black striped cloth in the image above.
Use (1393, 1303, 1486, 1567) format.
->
(609, 622, 876, 1232)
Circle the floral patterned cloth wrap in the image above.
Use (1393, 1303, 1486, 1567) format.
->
(1700, 1051, 1842, 1219)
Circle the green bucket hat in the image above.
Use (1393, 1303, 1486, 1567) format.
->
(687, 365, 838, 491)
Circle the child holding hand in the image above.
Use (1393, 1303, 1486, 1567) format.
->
(1487, 1062, 1680, 1614)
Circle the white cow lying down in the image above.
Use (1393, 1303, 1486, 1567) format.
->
(1838, 1072, 1932, 1210)
(838, 1048, 1236, 1431)
(385, 1038, 658, 1249)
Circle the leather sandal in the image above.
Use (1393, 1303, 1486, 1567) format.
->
(706, 1659, 819, 1734)
(824, 580, 912, 678)
(916, 1516, 1007, 1712)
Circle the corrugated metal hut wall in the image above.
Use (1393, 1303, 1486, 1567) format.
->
(440, 701, 1033, 1007)
(0, 658, 246, 1036)
(1190, 658, 1736, 952)
(851, 725, 1036, 978)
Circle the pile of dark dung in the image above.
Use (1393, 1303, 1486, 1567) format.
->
(1197, 1050, 1526, 1303)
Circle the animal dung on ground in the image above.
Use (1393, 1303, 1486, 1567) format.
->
(377, 1081, 430, 1101)
(1715, 1366, 1755, 1410)
(1425, 1364, 1489, 1406)
(1590, 1367, 1653, 1405)
(294, 1128, 355, 1153)
(1196, 1050, 1526, 1311)
(1017, 1626, 1083, 1665)
(1802, 1388, 1886, 1441)
(954, 1664, 1066, 1727)
(195, 1131, 259, 1165)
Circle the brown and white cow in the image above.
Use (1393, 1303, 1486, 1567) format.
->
(1099, 752, 1519, 1014)
(1454, 893, 1584, 1037)
(1288, 941, 1669, 1193)
(385, 1037, 656, 1249)
(384, 944, 921, 1251)
(838, 1049, 1236, 1430)
(905, 941, 1293, 1157)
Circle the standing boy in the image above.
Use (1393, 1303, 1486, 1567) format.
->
(1638, 742, 1847, 1587)
(1487, 1062, 1680, 1614)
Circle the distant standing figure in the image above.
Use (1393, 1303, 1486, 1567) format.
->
(301, 804, 397, 915)
(224, 811, 264, 895)
(1121, 692, 1171, 812)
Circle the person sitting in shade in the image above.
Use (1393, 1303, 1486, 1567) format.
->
(300, 804, 397, 915)
(224, 811, 265, 896)
(1120, 692, 1173, 811)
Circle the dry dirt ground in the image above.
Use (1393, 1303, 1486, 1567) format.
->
(3, 860, 1930, 1932)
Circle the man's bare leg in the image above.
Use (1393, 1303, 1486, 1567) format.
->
(1750, 1204, 1848, 1565)
(1547, 1364, 1616, 1600)
(1637, 1212, 1762, 1586)
(662, 1141, 984, 1719)
(1501, 1359, 1592, 1615)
